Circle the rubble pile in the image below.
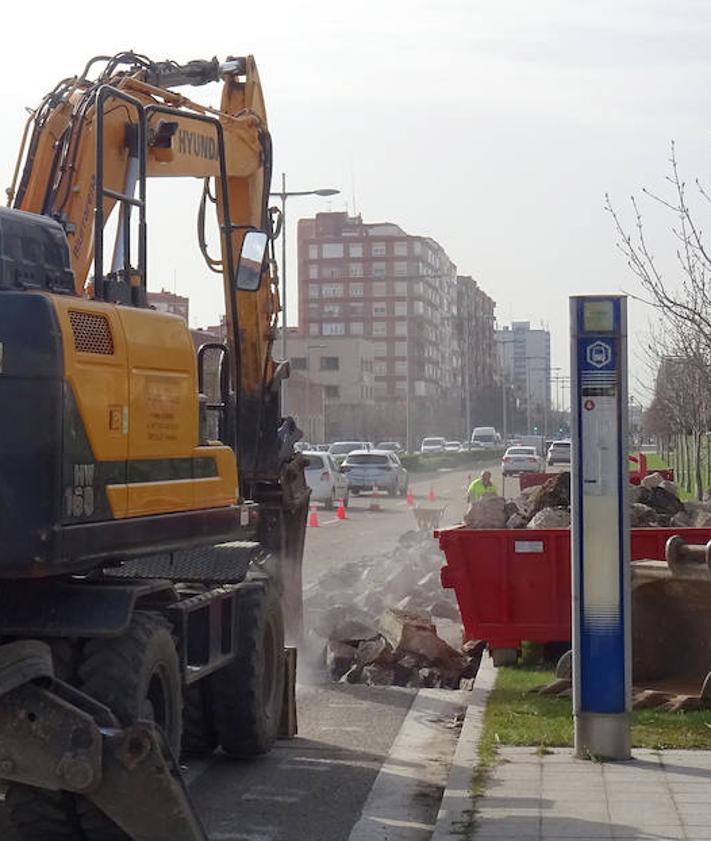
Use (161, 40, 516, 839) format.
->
(304, 530, 482, 689)
(465, 471, 709, 530)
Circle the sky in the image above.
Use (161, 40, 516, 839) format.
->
(3, 0, 711, 403)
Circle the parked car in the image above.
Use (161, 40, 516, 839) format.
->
(471, 426, 501, 449)
(342, 450, 409, 496)
(420, 436, 446, 454)
(444, 440, 462, 452)
(329, 441, 371, 465)
(547, 440, 571, 466)
(377, 441, 404, 453)
(502, 445, 545, 476)
(303, 451, 349, 509)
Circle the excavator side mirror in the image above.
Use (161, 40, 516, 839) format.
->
(234, 231, 268, 291)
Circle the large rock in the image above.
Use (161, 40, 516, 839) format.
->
(641, 472, 665, 490)
(527, 472, 570, 517)
(629, 485, 652, 505)
(527, 506, 570, 529)
(377, 607, 468, 677)
(463, 494, 507, 529)
(313, 604, 378, 641)
(647, 485, 684, 516)
(356, 636, 393, 667)
(325, 640, 358, 680)
(506, 512, 529, 529)
(630, 503, 658, 528)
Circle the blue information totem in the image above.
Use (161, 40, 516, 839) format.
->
(570, 295, 631, 761)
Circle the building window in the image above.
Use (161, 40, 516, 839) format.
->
(322, 243, 344, 259)
(395, 341, 408, 355)
(349, 243, 363, 258)
(349, 263, 364, 277)
(413, 300, 424, 315)
(309, 284, 320, 298)
(394, 261, 408, 276)
(395, 360, 407, 375)
(322, 322, 345, 336)
(308, 304, 319, 317)
(349, 302, 364, 316)
(308, 244, 319, 259)
(322, 284, 344, 298)
(350, 283, 364, 297)
(374, 361, 387, 376)
(371, 242, 386, 257)
(320, 356, 339, 371)
(291, 357, 308, 370)
(322, 265, 341, 279)
(372, 281, 387, 297)
(394, 301, 407, 317)
(308, 264, 319, 279)
(394, 242, 408, 257)
(394, 281, 408, 296)
(372, 262, 386, 277)
(414, 380, 426, 396)
(323, 304, 341, 316)
(372, 303, 387, 317)
(350, 321, 364, 335)
(413, 242, 422, 256)
(373, 321, 387, 337)
(324, 385, 340, 399)
(395, 321, 408, 336)
(309, 323, 320, 336)
(374, 342, 387, 356)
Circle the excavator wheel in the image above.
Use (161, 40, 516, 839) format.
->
(210, 584, 285, 757)
(75, 611, 183, 840)
(181, 681, 219, 757)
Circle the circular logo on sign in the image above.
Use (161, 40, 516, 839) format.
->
(584, 399, 595, 411)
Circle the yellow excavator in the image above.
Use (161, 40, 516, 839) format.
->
(0, 52, 308, 840)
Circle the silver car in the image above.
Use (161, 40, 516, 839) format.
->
(502, 446, 545, 476)
(342, 450, 409, 496)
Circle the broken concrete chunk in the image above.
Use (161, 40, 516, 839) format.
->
(527, 472, 570, 517)
(464, 494, 507, 529)
(361, 664, 396, 686)
(630, 503, 658, 528)
(506, 513, 528, 529)
(527, 506, 570, 529)
(647, 486, 684, 516)
(356, 636, 393, 667)
(641, 472, 665, 490)
(325, 640, 359, 680)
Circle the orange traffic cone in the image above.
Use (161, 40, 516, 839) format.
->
(308, 504, 319, 528)
(369, 483, 382, 512)
(427, 486, 436, 502)
(336, 498, 347, 520)
(406, 490, 414, 507)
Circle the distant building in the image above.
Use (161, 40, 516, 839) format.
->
(147, 289, 189, 323)
(496, 321, 551, 434)
(297, 211, 464, 445)
(455, 276, 498, 432)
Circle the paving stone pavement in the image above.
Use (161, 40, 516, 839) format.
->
(475, 747, 711, 840)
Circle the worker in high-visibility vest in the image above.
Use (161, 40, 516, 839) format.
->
(467, 470, 497, 502)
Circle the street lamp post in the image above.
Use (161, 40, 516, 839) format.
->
(269, 174, 340, 365)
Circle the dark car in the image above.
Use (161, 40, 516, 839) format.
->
(342, 450, 409, 496)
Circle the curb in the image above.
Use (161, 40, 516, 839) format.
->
(430, 655, 496, 841)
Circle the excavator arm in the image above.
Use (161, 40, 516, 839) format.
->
(8, 53, 286, 485)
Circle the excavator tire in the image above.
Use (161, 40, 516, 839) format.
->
(75, 612, 183, 841)
(181, 681, 219, 757)
(211, 584, 285, 757)
(5, 641, 81, 841)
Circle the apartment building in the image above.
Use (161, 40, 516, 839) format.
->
(496, 321, 551, 432)
(297, 212, 463, 442)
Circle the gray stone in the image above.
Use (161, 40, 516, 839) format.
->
(641, 471, 665, 489)
(630, 502, 657, 527)
(464, 494, 507, 529)
(361, 664, 395, 686)
(507, 512, 529, 529)
(527, 506, 570, 529)
(356, 636, 393, 667)
(325, 640, 358, 680)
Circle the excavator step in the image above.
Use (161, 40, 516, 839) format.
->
(104, 541, 266, 583)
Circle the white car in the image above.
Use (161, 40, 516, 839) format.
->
(444, 440, 462, 452)
(303, 451, 349, 509)
(502, 446, 545, 476)
(421, 436, 446, 454)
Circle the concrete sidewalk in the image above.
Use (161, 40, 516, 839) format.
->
(432, 657, 711, 840)
(476, 747, 711, 840)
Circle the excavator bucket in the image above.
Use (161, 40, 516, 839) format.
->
(631, 536, 711, 706)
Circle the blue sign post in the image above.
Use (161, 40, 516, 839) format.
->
(571, 295, 631, 760)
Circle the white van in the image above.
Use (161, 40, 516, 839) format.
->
(470, 427, 500, 449)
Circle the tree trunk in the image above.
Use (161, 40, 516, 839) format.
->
(695, 432, 704, 501)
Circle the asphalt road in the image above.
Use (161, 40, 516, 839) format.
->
(0, 458, 506, 841)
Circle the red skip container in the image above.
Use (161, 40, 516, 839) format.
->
(437, 526, 711, 659)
